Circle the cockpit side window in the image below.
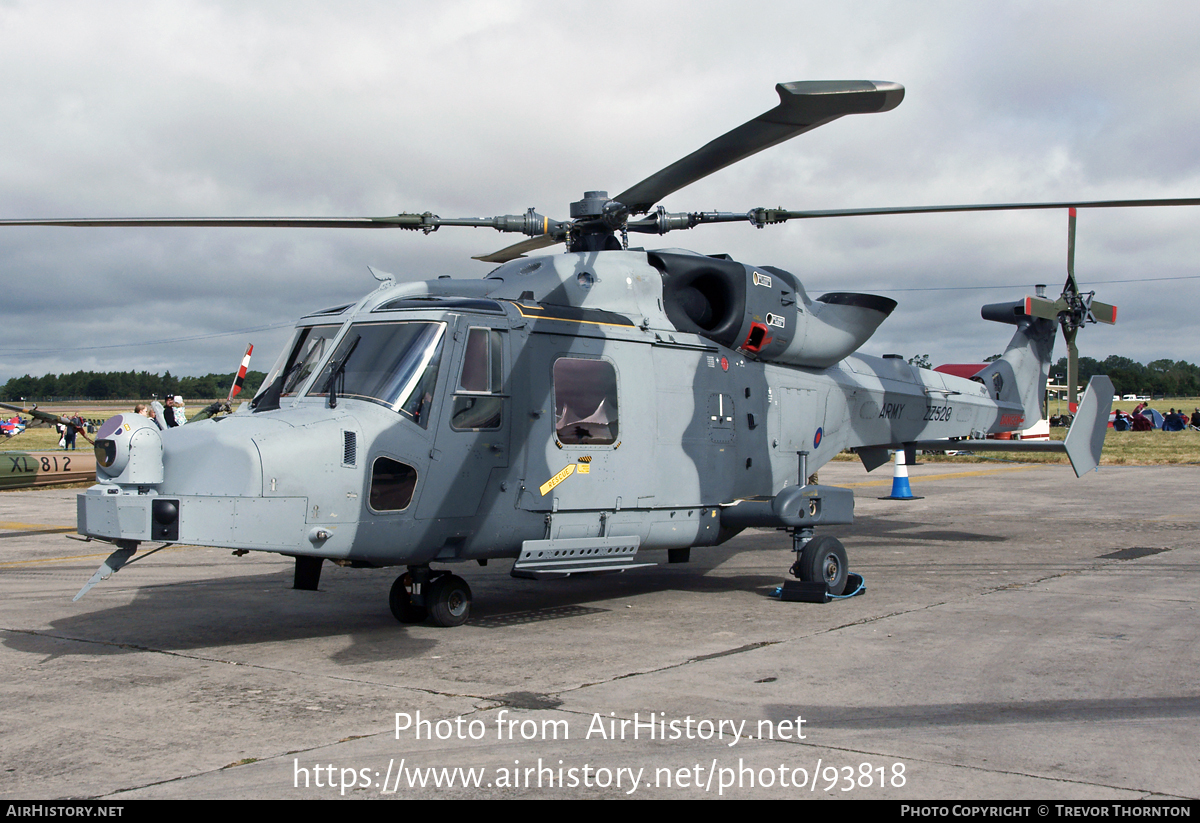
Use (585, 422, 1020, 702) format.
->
(282, 326, 342, 396)
(450, 328, 504, 431)
(553, 357, 618, 445)
(251, 324, 342, 412)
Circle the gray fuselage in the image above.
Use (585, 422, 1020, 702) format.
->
(78, 249, 1028, 568)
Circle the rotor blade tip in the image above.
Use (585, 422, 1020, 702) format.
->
(774, 80, 905, 113)
(871, 81, 905, 110)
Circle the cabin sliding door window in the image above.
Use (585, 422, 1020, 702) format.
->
(553, 357, 619, 445)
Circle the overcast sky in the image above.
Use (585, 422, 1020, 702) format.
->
(2, 1, 1198, 388)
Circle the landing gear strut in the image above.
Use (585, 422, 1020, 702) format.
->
(389, 566, 473, 627)
(294, 556, 323, 591)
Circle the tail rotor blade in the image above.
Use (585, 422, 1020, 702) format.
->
(1088, 299, 1118, 325)
(1065, 206, 1078, 294)
(1023, 296, 1065, 320)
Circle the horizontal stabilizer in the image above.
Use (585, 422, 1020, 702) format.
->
(909, 375, 1113, 478)
(909, 437, 1067, 455)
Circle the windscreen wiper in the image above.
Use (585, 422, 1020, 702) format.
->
(325, 335, 361, 409)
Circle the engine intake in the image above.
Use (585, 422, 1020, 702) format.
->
(653, 252, 895, 368)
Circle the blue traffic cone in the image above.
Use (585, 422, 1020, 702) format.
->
(880, 448, 923, 500)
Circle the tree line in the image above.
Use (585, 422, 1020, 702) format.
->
(1062, 356, 1200, 398)
(1, 370, 266, 402)
(904, 354, 1199, 398)
(3, 354, 1197, 403)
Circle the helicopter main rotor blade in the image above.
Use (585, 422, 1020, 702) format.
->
(756, 197, 1200, 221)
(0, 212, 563, 233)
(615, 80, 904, 215)
(473, 234, 559, 264)
(0, 216, 418, 228)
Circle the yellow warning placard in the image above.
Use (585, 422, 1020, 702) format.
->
(539, 463, 576, 496)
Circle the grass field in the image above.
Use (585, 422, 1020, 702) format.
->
(3, 427, 91, 452)
(3, 401, 172, 453)
(1, 400, 217, 453)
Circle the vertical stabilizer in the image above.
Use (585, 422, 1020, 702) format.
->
(977, 302, 1057, 427)
(1063, 375, 1113, 476)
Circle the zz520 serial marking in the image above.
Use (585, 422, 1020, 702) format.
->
(923, 404, 953, 422)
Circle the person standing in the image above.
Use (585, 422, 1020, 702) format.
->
(63, 412, 83, 449)
(164, 397, 181, 428)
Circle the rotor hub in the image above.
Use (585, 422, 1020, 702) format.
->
(570, 191, 612, 219)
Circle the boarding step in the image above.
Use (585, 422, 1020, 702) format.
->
(511, 535, 650, 579)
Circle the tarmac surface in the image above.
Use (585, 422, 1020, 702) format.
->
(1, 460, 1196, 800)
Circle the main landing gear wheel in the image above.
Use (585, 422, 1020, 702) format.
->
(427, 574, 472, 628)
(389, 572, 427, 624)
(791, 535, 849, 596)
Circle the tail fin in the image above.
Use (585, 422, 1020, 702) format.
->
(1063, 375, 1113, 476)
(976, 300, 1057, 426)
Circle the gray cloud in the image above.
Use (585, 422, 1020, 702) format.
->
(2, 1, 1198, 386)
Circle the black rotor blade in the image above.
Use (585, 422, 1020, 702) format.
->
(615, 80, 904, 215)
(763, 197, 1200, 220)
(1065, 206, 1078, 296)
(0, 216, 419, 229)
(473, 234, 559, 264)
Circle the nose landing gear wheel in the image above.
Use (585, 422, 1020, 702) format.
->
(791, 535, 848, 596)
(389, 572, 427, 624)
(427, 574, 472, 627)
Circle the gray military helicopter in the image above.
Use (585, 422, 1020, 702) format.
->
(7, 80, 1193, 626)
